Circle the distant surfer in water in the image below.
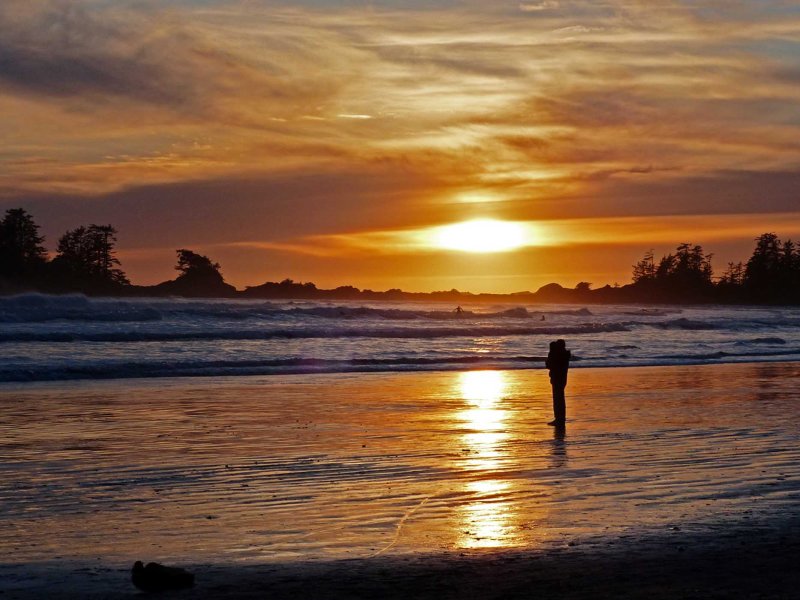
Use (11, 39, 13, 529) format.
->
(545, 339, 571, 426)
(454, 305, 464, 315)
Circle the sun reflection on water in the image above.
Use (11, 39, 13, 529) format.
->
(460, 370, 507, 406)
(460, 479, 515, 548)
(455, 370, 522, 549)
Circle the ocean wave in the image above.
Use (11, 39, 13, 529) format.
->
(737, 337, 787, 345)
(0, 293, 601, 323)
(652, 318, 718, 330)
(655, 348, 800, 361)
(635, 317, 800, 331)
(619, 318, 720, 331)
(0, 355, 548, 382)
(0, 293, 162, 323)
(5, 347, 800, 383)
(173, 304, 591, 321)
(620, 308, 683, 317)
(0, 322, 627, 343)
(282, 305, 535, 320)
(166, 304, 593, 321)
(541, 308, 594, 316)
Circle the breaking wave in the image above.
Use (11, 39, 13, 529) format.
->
(0, 323, 627, 343)
(0, 294, 162, 323)
(0, 294, 598, 323)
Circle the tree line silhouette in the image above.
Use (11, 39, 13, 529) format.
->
(629, 236, 800, 304)
(2, 207, 800, 304)
(0, 208, 232, 297)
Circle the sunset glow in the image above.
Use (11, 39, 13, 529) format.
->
(434, 220, 529, 253)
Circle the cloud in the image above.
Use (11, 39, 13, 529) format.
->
(1, 0, 800, 289)
(0, 1, 363, 122)
(0, 2, 203, 106)
(519, 1, 559, 12)
(0, 164, 455, 248)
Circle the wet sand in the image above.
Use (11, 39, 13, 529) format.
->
(1, 362, 799, 598)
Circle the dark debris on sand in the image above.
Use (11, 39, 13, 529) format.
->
(3, 523, 799, 599)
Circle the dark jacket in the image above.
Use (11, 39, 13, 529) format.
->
(546, 348, 571, 386)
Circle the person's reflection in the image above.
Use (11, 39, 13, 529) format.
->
(549, 424, 567, 469)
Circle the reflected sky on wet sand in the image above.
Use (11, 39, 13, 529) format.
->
(1, 362, 799, 565)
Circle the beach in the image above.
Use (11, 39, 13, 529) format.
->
(1, 361, 799, 598)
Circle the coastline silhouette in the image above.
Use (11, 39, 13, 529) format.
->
(545, 339, 571, 426)
(3, 208, 800, 305)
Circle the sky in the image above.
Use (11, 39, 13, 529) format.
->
(1, 0, 799, 292)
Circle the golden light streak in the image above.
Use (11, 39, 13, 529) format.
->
(454, 371, 522, 549)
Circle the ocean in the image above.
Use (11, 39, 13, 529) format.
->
(2, 293, 800, 382)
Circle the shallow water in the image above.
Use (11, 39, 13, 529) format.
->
(1, 362, 799, 566)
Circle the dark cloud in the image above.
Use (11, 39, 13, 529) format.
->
(0, 167, 450, 250)
(0, 2, 193, 105)
(3, 168, 798, 260)
(0, 1, 333, 119)
(514, 170, 800, 220)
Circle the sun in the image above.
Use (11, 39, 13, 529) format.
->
(434, 219, 528, 253)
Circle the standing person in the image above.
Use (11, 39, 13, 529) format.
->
(545, 339, 571, 426)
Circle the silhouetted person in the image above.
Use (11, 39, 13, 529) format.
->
(454, 305, 463, 315)
(545, 338, 571, 426)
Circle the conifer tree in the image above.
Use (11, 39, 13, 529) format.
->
(0, 208, 48, 280)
